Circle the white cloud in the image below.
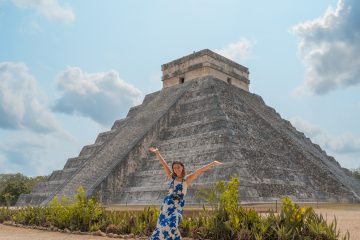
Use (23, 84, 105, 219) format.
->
(11, 0, 75, 24)
(214, 38, 255, 62)
(290, 116, 360, 154)
(292, 0, 360, 95)
(0, 130, 76, 176)
(53, 66, 142, 125)
(0, 62, 62, 133)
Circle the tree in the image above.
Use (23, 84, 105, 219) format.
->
(3, 193, 14, 208)
(354, 167, 360, 181)
(0, 173, 29, 206)
(0, 173, 47, 206)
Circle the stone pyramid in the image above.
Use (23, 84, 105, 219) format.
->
(17, 50, 360, 206)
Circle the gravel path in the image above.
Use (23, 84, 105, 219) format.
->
(315, 208, 360, 240)
(0, 224, 134, 240)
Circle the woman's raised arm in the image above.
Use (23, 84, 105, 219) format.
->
(149, 147, 172, 179)
(185, 160, 223, 186)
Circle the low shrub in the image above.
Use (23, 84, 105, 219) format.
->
(0, 207, 12, 223)
(10, 186, 106, 232)
(0, 181, 350, 239)
(190, 177, 350, 240)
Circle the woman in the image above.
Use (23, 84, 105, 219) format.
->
(148, 147, 223, 240)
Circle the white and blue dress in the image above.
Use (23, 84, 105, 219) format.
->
(150, 175, 188, 240)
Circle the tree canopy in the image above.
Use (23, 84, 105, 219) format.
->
(0, 173, 47, 206)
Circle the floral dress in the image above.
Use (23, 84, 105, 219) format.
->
(150, 175, 187, 240)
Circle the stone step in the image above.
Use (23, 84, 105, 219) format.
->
(48, 168, 78, 182)
(151, 143, 241, 158)
(155, 133, 231, 153)
(111, 119, 126, 130)
(79, 142, 104, 156)
(63, 155, 91, 169)
(156, 128, 229, 145)
(168, 108, 225, 127)
(48, 170, 63, 181)
(159, 118, 230, 141)
(145, 144, 291, 166)
(126, 105, 142, 118)
(16, 193, 50, 206)
(176, 103, 221, 117)
(123, 92, 162, 123)
(142, 91, 160, 104)
(32, 180, 66, 193)
(127, 163, 309, 189)
(178, 92, 219, 105)
(178, 95, 219, 113)
(152, 147, 228, 162)
(110, 103, 150, 134)
(95, 129, 118, 144)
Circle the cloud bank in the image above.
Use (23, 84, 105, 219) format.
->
(293, 0, 360, 95)
(0, 130, 77, 176)
(53, 66, 142, 125)
(290, 117, 360, 154)
(0, 62, 141, 176)
(0, 62, 61, 133)
(214, 38, 255, 62)
(11, 0, 75, 23)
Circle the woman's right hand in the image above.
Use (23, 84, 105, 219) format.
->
(212, 160, 224, 166)
(149, 147, 159, 153)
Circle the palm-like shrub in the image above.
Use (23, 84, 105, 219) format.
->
(191, 177, 350, 240)
(0, 181, 351, 239)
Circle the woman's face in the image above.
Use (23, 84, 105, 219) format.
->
(173, 163, 183, 177)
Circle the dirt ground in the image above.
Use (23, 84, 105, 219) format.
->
(0, 204, 359, 240)
(314, 208, 360, 240)
(0, 224, 129, 240)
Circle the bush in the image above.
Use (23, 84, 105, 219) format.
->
(9, 186, 105, 232)
(192, 177, 349, 240)
(0, 207, 12, 223)
(12, 206, 47, 226)
(67, 187, 105, 231)
(0, 181, 351, 239)
(132, 206, 159, 236)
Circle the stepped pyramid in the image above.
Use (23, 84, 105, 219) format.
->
(17, 49, 360, 206)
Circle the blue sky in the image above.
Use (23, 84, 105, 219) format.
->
(1, 0, 359, 176)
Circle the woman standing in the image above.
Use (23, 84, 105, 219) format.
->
(148, 147, 223, 240)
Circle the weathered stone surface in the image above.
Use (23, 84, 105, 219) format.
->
(112, 78, 360, 204)
(162, 49, 250, 91)
(17, 76, 360, 206)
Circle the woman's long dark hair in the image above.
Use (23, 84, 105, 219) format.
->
(172, 161, 185, 178)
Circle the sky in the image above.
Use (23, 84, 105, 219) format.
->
(0, 0, 359, 176)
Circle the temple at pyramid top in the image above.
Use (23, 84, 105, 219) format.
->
(161, 49, 250, 91)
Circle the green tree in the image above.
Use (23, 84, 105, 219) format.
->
(26, 175, 48, 191)
(0, 173, 28, 206)
(3, 193, 14, 208)
(353, 167, 360, 181)
(0, 173, 47, 206)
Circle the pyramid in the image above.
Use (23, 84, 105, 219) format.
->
(17, 50, 360, 206)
